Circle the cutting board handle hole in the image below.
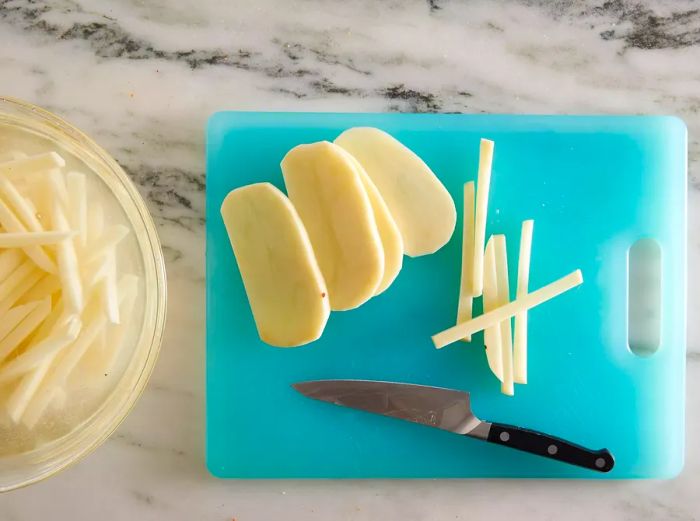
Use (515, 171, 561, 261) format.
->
(628, 238, 662, 357)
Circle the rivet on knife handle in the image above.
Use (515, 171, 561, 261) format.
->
(484, 423, 615, 473)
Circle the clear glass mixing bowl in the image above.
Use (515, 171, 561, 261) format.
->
(0, 96, 167, 491)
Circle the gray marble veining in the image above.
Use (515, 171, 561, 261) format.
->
(1, 0, 698, 519)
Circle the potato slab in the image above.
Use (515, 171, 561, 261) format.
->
(220, 183, 330, 347)
(335, 127, 456, 257)
(338, 147, 403, 295)
(281, 142, 384, 310)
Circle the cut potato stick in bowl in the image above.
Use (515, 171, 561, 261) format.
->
(0, 148, 138, 428)
(0, 230, 75, 247)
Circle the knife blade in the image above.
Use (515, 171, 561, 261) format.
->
(293, 379, 614, 473)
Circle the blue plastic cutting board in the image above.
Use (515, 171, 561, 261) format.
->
(206, 113, 686, 479)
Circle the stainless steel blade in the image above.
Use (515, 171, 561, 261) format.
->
(293, 380, 491, 438)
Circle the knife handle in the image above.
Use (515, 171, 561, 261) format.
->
(486, 423, 615, 473)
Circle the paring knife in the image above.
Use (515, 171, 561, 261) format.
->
(293, 379, 614, 473)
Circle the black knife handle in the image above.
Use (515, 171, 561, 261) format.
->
(486, 423, 615, 473)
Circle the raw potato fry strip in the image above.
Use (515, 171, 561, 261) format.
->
(482, 238, 503, 381)
(66, 172, 87, 248)
(47, 169, 69, 208)
(494, 235, 514, 396)
(82, 225, 129, 266)
(6, 358, 52, 423)
(103, 276, 137, 372)
(0, 268, 44, 316)
(457, 181, 475, 342)
(0, 260, 37, 303)
(86, 201, 104, 244)
(0, 230, 75, 247)
(471, 139, 494, 296)
(81, 256, 108, 291)
(433, 270, 583, 348)
(102, 248, 120, 324)
(0, 150, 27, 163)
(16, 273, 61, 304)
(0, 301, 40, 343)
(28, 298, 65, 346)
(514, 220, 534, 384)
(0, 176, 46, 232)
(0, 199, 57, 273)
(50, 388, 68, 410)
(0, 152, 65, 178)
(0, 297, 51, 362)
(0, 248, 25, 281)
(0, 316, 81, 383)
(78, 275, 137, 385)
(52, 200, 84, 313)
(21, 277, 134, 427)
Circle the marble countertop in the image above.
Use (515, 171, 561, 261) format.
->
(1, 0, 698, 518)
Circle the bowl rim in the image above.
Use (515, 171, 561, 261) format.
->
(0, 96, 167, 492)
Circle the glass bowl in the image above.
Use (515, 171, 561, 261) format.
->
(0, 96, 167, 491)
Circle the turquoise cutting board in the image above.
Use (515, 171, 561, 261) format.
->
(206, 113, 686, 479)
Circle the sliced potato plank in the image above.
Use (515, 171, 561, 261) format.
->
(281, 141, 384, 311)
(338, 147, 403, 295)
(221, 183, 330, 346)
(335, 127, 456, 257)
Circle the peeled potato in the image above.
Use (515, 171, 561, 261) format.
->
(337, 147, 403, 295)
(221, 183, 330, 347)
(281, 142, 384, 310)
(335, 127, 456, 257)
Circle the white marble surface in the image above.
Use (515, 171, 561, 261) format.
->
(1, 0, 699, 518)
